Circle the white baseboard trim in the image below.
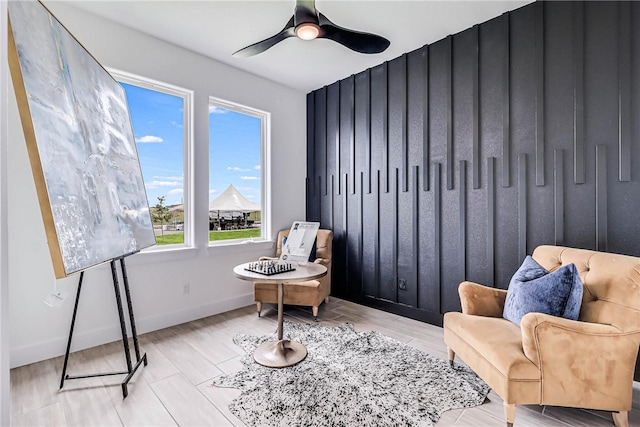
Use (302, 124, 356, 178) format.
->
(10, 292, 255, 368)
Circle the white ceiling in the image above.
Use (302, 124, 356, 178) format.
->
(62, 0, 532, 93)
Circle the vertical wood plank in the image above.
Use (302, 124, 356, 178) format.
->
(383, 63, 390, 193)
(350, 76, 357, 193)
(305, 178, 312, 220)
(502, 13, 511, 188)
(402, 54, 409, 192)
(411, 165, 419, 307)
(554, 149, 564, 245)
(307, 93, 315, 196)
(487, 157, 496, 286)
(446, 36, 454, 190)
(324, 87, 329, 195)
(472, 25, 481, 190)
(366, 69, 372, 194)
(459, 160, 467, 280)
(330, 175, 335, 231)
(343, 173, 349, 293)
(434, 163, 442, 311)
(535, 1, 545, 187)
(573, 1, 585, 184)
(393, 168, 399, 301)
(518, 153, 527, 261)
(618, 1, 631, 182)
(317, 176, 322, 223)
(423, 46, 430, 191)
(596, 145, 608, 251)
(375, 170, 381, 296)
(359, 172, 364, 295)
(335, 84, 341, 195)
(315, 87, 328, 196)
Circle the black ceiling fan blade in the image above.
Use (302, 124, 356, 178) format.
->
(233, 17, 296, 58)
(317, 12, 390, 54)
(294, 0, 319, 27)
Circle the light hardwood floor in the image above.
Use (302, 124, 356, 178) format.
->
(10, 298, 640, 426)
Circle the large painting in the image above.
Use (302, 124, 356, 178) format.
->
(8, 1, 156, 278)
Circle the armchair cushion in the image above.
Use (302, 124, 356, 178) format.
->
(503, 256, 583, 326)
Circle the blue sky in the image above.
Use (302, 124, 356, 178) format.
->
(209, 106, 261, 206)
(121, 82, 261, 208)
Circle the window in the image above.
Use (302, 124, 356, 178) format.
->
(209, 97, 268, 243)
(112, 70, 192, 247)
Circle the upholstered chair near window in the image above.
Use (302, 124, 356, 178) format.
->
(444, 245, 640, 427)
(254, 229, 333, 320)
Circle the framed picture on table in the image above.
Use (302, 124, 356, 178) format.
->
(280, 221, 319, 265)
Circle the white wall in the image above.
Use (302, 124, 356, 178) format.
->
(1, 0, 11, 422)
(8, 2, 307, 368)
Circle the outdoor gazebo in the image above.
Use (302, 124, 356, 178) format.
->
(208, 184, 260, 229)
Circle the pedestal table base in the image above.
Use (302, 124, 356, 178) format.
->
(253, 339, 307, 368)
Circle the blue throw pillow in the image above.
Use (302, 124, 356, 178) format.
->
(503, 256, 583, 326)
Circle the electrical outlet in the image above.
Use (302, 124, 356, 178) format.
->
(183, 283, 190, 295)
(398, 278, 407, 290)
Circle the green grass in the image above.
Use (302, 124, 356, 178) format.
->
(154, 229, 261, 246)
(209, 229, 261, 241)
(154, 233, 184, 245)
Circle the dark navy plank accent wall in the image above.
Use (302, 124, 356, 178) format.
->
(306, 1, 640, 375)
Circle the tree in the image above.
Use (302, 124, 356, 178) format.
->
(152, 196, 174, 241)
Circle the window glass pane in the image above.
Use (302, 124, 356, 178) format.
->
(209, 104, 262, 242)
(121, 82, 185, 246)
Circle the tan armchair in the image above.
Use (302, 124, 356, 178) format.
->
(444, 245, 640, 427)
(254, 229, 332, 320)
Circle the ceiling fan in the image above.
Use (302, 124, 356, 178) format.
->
(232, 0, 390, 57)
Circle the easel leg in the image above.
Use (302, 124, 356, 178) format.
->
(119, 258, 145, 365)
(110, 260, 133, 373)
(59, 271, 84, 390)
(117, 258, 147, 397)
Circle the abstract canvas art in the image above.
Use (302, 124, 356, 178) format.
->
(8, 1, 156, 278)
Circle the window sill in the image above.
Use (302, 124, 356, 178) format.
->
(207, 239, 275, 256)
(127, 245, 199, 265)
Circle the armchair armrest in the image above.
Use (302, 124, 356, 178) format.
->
(458, 281, 507, 317)
(520, 312, 637, 370)
(314, 257, 330, 266)
(520, 312, 640, 409)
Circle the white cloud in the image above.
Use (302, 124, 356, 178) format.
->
(240, 176, 259, 180)
(209, 189, 217, 194)
(145, 180, 181, 189)
(168, 188, 184, 195)
(254, 165, 261, 170)
(209, 105, 227, 114)
(135, 135, 163, 143)
(227, 166, 250, 172)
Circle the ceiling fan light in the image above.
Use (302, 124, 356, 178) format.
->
(296, 23, 319, 40)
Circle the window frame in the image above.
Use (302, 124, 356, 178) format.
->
(207, 96, 271, 247)
(109, 68, 194, 251)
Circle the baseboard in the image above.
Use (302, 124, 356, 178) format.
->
(10, 292, 255, 368)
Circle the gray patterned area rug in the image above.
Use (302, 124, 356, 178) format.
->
(212, 321, 489, 426)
